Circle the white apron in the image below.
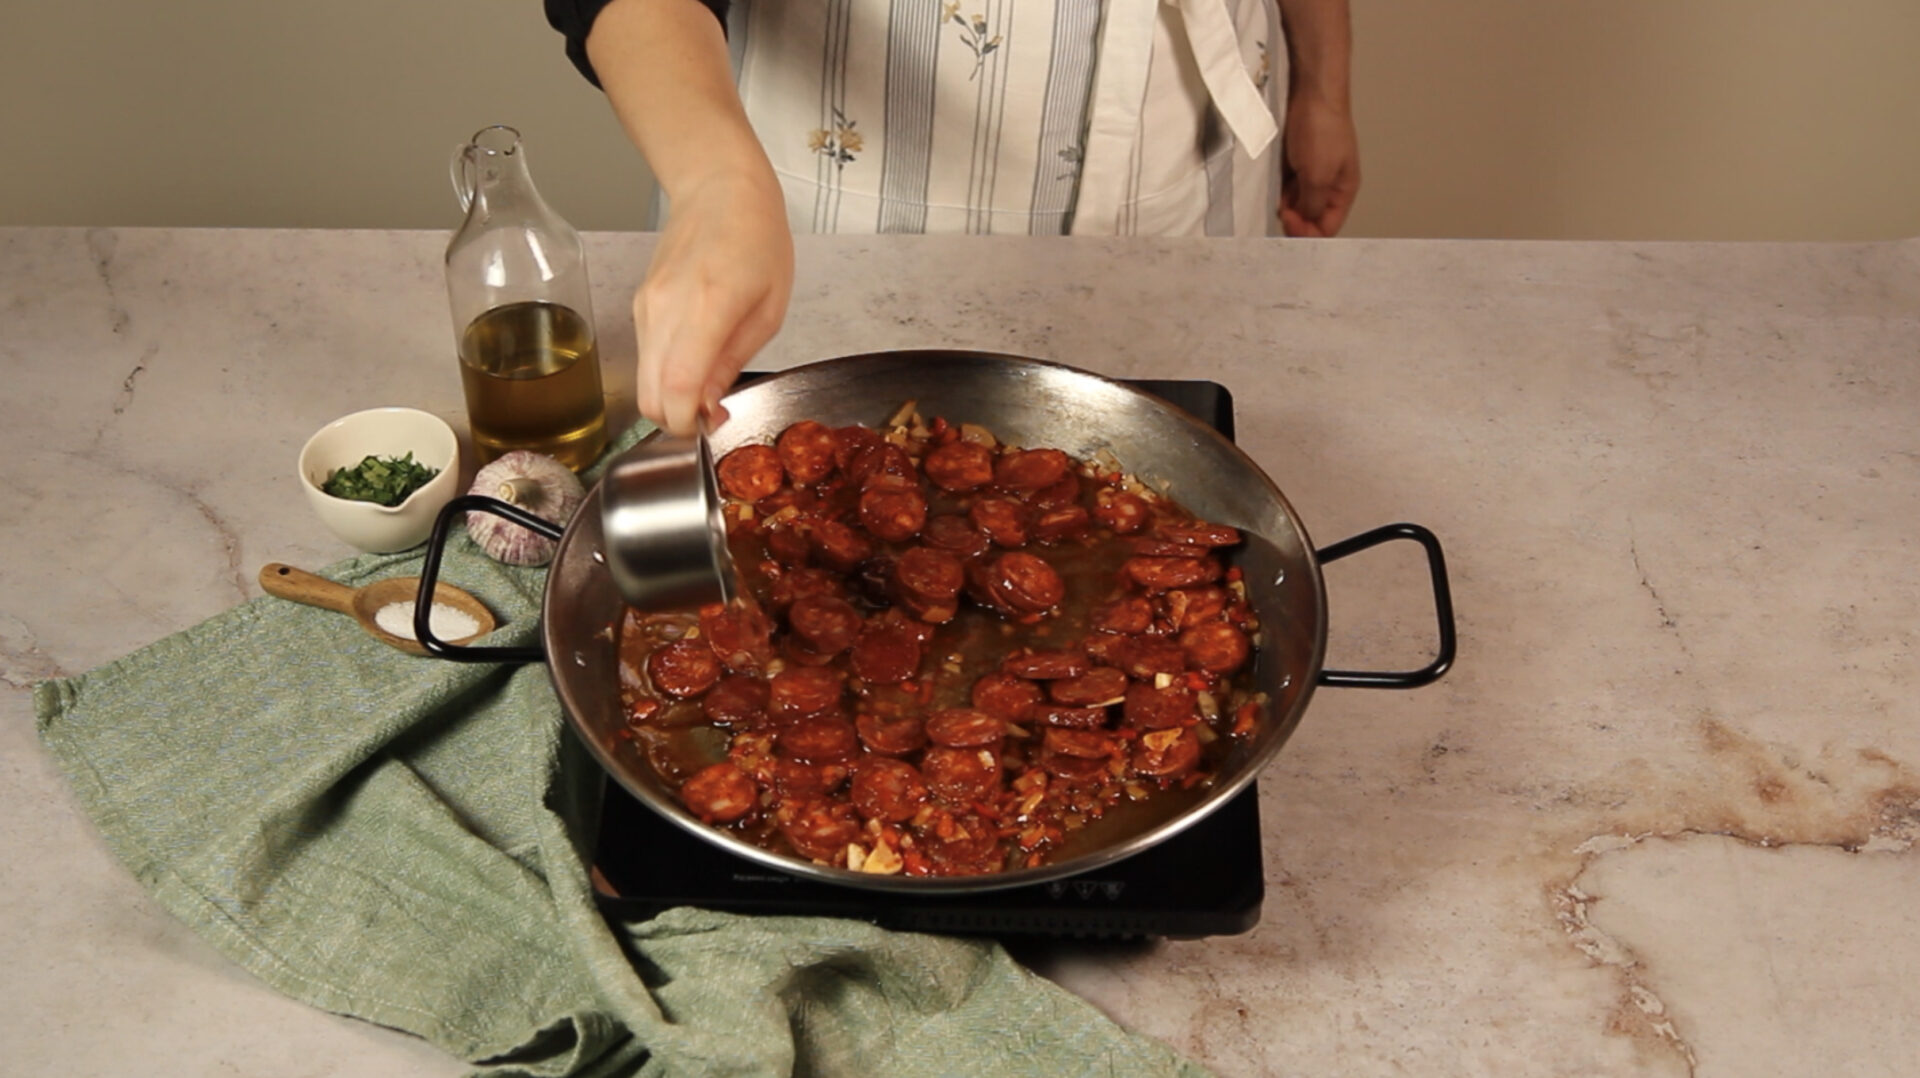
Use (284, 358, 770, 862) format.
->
(727, 0, 1288, 236)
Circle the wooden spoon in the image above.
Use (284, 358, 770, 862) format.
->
(258, 563, 497, 657)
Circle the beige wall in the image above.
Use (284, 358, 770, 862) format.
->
(1347, 1, 1920, 240)
(5, 0, 1917, 240)
(1, 0, 657, 233)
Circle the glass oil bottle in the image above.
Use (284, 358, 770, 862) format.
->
(446, 125, 608, 471)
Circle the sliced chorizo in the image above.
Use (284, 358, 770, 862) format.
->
(628, 420, 1268, 876)
(994, 447, 1071, 491)
(775, 420, 839, 485)
(858, 486, 928, 543)
(1029, 472, 1082, 512)
(856, 680, 926, 720)
(855, 710, 928, 756)
(984, 551, 1065, 613)
(1128, 539, 1207, 558)
(1163, 585, 1230, 631)
(1154, 522, 1243, 548)
(679, 763, 758, 823)
(1082, 632, 1131, 668)
(1092, 488, 1152, 534)
(771, 758, 849, 801)
(781, 638, 842, 669)
(786, 593, 863, 657)
(1043, 727, 1120, 760)
(809, 519, 874, 573)
(1123, 682, 1197, 729)
(699, 601, 773, 674)
(1131, 726, 1203, 778)
(702, 674, 770, 727)
(831, 424, 883, 469)
(899, 594, 958, 626)
(1040, 750, 1113, 784)
(894, 546, 966, 602)
(1032, 705, 1110, 729)
(778, 715, 860, 763)
(752, 485, 817, 519)
(1180, 620, 1252, 675)
(968, 497, 1030, 548)
(647, 700, 713, 729)
(811, 480, 862, 524)
(1091, 596, 1155, 635)
(1032, 505, 1091, 543)
(923, 440, 995, 492)
(851, 758, 930, 823)
(1123, 555, 1223, 594)
(922, 514, 991, 559)
(765, 567, 846, 613)
(894, 615, 938, 644)
(999, 647, 1088, 680)
(647, 639, 722, 699)
(1048, 666, 1129, 706)
(970, 672, 1043, 723)
(776, 799, 861, 862)
(921, 745, 1003, 803)
(847, 443, 916, 488)
(764, 523, 814, 569)
(716, 444, 786, 502)
(767, 666, 846, 720)
(924, 708, 1006, 748)
(849, 618, 923, 684)
(1117, 638, 1190, 680)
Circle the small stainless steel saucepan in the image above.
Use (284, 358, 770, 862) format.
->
(597, 423, 737, 612)
(413, 350, 1456, 894)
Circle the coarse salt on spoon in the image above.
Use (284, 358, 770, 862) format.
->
(257, 563, 496, 657)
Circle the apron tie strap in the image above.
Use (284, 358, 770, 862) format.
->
(1071, 0, 1276, 234)
(1169, 0, 1278, 158)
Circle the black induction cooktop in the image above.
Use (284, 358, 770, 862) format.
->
(590, 377, 1264, 940)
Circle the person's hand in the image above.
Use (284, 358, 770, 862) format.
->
(1278, 92, 1359, 237)
(633, 169, 793, 436)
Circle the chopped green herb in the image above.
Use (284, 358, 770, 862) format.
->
(322, 452, 440, 507)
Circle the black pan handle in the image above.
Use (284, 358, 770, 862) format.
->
(413, 494, 558, 663)
(1314, 523, 1455, 689)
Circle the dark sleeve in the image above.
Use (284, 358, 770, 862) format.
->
(545, 0, 733, 88)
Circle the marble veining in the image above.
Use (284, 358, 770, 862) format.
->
(3, 227, 1917, 1077)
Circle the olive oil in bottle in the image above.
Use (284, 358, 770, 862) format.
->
(458, 300, 608, 470)
(446, 125, 609, 471)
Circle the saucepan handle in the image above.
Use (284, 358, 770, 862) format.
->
(413, 494, 559, 663)
(1313, 522, 1456, 689)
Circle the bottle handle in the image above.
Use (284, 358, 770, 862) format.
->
(449, 144, 477, 213)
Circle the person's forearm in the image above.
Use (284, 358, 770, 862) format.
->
(583, 0, 792, 435)
(585, 0, 773, 198)
(1275, 0, 1352, 108)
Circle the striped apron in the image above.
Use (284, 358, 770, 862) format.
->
(727, 0, 1288, 236)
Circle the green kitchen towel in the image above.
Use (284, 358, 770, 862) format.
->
(31, 429, 1212, 1078)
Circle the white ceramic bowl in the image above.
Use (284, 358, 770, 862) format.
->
(298, 407, 461, 553)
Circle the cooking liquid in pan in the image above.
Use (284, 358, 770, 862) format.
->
(611, 454, 1266, 875)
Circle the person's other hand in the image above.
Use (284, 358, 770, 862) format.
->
(633, 170, 793, 435)
(1278, 93, 1359, 237)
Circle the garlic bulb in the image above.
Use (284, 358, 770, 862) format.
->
(465, 451, 585, 566)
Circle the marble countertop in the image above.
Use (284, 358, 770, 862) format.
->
(4, 227, 1917, 1076)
